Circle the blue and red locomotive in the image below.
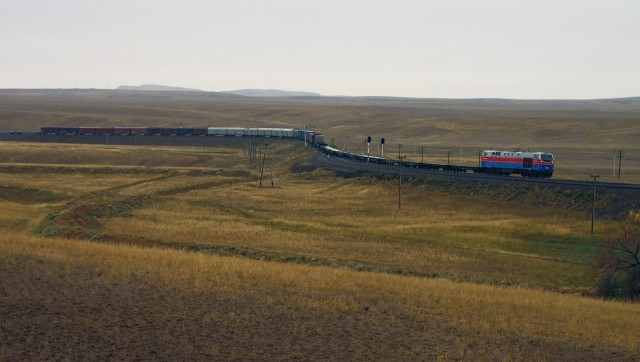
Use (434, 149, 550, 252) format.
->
(480, 150, 554, 178)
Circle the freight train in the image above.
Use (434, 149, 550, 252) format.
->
(39, 126, 325, 144)
(318, 145, 554, 178)
(38, 126, 553, 177)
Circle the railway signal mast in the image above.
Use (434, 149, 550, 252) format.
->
(380, 138, 385, 157)
(397, 155, 405, 209)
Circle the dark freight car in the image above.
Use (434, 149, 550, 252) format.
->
(147, 128, 164, 136)
(41, 127, 61, 135)
(59, 127, 79, 135)
(130, 127, 149, 135)
(162, 128, 179, 136)
(193, 128, 208, 136)
(177, 128, 195, 136)
(113, 127, 131, 135)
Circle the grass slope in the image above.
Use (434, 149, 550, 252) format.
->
(0, 115, 639, 359)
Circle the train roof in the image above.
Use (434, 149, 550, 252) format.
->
(483, 150, 553, 155)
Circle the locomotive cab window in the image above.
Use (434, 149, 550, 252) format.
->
(541, 154, 554, 162)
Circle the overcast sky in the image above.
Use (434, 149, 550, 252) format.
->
(1, 0, 638, 99)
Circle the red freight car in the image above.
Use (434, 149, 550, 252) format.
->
(78, 127, 97, 135)
(95, 128, 114, 135)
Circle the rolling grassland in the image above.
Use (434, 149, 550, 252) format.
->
(1, 141, 639, 360)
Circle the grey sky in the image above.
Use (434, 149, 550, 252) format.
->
(1, 0, 638, 99)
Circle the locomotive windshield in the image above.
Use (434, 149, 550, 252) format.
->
(541, 153, 554, 162)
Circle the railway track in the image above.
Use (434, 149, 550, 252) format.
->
(312, 151, 640, 191)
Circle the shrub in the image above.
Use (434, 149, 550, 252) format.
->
(596, 211, 640, 300)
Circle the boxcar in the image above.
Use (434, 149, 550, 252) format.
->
(95, 128, 114, 135)
(57, 127, 78, 135)
(193, 128, 208, 136)
(113, 127, 131, 135)
(177, 128, 195, 136)
(147, 128, 164, 136)
(130, 127, 148, 135)
(79, 127, 97, 135)
(41, 127, 61, 135)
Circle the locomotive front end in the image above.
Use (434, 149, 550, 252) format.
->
(533, 152, 554, 178)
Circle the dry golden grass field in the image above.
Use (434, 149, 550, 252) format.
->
(1, 90, 640, 360)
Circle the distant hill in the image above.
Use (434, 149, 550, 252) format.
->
(117, 84, 203, 92)
(224, 89, 322, 98)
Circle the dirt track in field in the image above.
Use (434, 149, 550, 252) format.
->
(2, 252, 635, 361)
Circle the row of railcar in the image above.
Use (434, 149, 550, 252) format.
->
(205, 128, 324, 143)
(40, 127, 209, 136)
(319, 145, 473, 172)
(318, 145, 554, 178)
(39, 126, 325, 145)
(207, 127, 294, 138)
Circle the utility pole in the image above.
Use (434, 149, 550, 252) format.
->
(269, 149, 274, 187)
(590, 174, 600, 237)
(249, 140, 261, 167)
(617, 149, 623, 179)
(421, 145, 424, 164)
(259, 143, 271, 187)
(613, 149, 623, 179)
(613, 149, 616, 177)
(446, 150, 451, 165)
(398, 156, 405, 209)
(255, 141, 260, 167)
